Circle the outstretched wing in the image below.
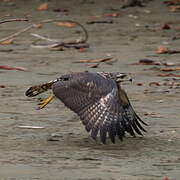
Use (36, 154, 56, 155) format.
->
(52, 72, 146, 143)
(118, 87, 147, 138)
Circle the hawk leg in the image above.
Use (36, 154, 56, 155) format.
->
(38, 95, 55, 109)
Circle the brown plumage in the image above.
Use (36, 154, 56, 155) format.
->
(26, 72, 147, 144)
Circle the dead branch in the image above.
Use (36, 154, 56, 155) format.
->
(31, 19, 88, 49)
(31, 33, 58, 42)
(40, 19, 88, 43)
(0, 19, 88, 49)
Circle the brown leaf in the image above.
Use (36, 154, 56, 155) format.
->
(130, 59, 161, 65)
(86, 63, 100, 68)
(158, 73, 180, 77)
(168, 5, 180, 11)
(0, 85, 5, 88)
(163, 177, 170, 180)
(37, 3, 49, 11)
(136, 83, 144, 86)
(164, 0, 180, 5)
(0, 65, 27, 71)
(53, 8, 68, 12)
(160, 67, 180, 71)
(156, 47, 169, 54)
(161, 24, 171, 30)
(149, 82, 161, 86)
(79, 48, 86, 52)
(0, 38, 14, 45)
(33, 24, 43, 28)
(55, 22, 76, 28)
(163, 62, 180, 66)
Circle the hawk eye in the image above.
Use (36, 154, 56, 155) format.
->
(62, 77, 69, 81)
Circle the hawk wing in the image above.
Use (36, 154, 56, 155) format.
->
(52, 72, 146, 144)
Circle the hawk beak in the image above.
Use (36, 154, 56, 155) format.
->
(116, 74, 132, 83)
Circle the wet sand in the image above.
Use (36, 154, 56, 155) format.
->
(0, 0, 180, 179)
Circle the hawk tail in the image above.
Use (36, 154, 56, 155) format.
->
(25, 81, 55, 97)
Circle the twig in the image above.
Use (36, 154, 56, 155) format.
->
(31, 42, 61, 49)
(0, 19, 88, 49)
(0, 24, 33, 43)
(31, 20, 88, 49)
(75, 58, 112, 63)
(31, 33, 58, 42)
(0, 18, 28, 25)
(40, 19, 88, 43)
(86, 20, 113, 24)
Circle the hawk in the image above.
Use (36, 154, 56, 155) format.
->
(25, 72, 147, 144)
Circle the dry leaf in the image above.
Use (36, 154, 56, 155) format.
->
(33, 24, 43, 28)
(136, 83, 144, 86)
(163, 62, 180, 66)
(55, 22, 76, 28)
(0, 65, 27, 71)
(130, 59, 161, 65)
(158, 73, 180, 77)
(163, 177, 170, 180)
(0, 85, 5, 88)
(160, 67, 180, 71)
(164, 0, 180, 5)
(86, 63, 100, 68)
(53, 8, 68, 12)
(79, 48, 86, 52)
(149, 82, 161, 86)
(37, 3, 49, 11)
(168, 5, 180, 11)
(0, 38, 14, 45)
(156, 47, 169, 54)
(161, 24, 171, 30)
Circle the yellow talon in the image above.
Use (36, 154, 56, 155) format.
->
(38, 95, 54, 109)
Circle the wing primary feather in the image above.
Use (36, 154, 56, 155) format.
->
(134, 118, 146, 132)
(132, 122, 143, 136)
(116, 121, 125, 141)
(135, 113, 148, 126)
(108, 122, 116, 143)
(91, 121, 100, 140)
(100, 125, 107, 144)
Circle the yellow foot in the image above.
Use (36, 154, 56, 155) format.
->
(38, 95, 54, 109)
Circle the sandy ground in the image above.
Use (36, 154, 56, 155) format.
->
(0, 0, 180, 179)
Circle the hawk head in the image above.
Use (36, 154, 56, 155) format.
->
(98, 72, 132, 83)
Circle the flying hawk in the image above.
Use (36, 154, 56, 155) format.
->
(25, 72, 147, 144)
